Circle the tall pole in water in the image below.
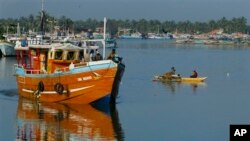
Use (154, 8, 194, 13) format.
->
(103, 17, 107, 59)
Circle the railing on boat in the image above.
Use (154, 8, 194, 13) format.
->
(14, 62, 87, 74)
(14, 60, 113, 75)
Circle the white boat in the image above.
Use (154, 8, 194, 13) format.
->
(148, 33, 171, 40)
(0, 41, 16, 57)
(0, 22, 22, 57)
(119, 32, 142, 39)
(105, 38, 117, 48)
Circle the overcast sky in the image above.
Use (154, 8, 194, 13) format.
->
(0, 0, 250, 23)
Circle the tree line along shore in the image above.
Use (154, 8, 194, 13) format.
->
(1, 12, 250, 39)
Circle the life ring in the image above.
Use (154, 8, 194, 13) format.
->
(54, 83, 64, 95)
(37, 81, 44, 92)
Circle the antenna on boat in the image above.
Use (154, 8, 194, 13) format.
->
(103, 17, 107, 59)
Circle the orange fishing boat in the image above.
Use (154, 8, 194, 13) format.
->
(16, 98, 124, 140)
(14, 18, 125, 104)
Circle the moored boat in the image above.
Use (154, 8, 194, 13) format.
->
(14, 18, 125, 104)
(0, 41, 16, 57)
(14, 42, 125, 104)
(106, 38, 117, 48)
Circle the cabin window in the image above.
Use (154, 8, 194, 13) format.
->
(67, 51, 75, 60)
(50, 52, 53, 59)
(54, 51, 63, 60)
(79, 50, 84, 60)
(31, 50, 37, 56)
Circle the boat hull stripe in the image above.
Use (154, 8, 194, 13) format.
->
(22, 85, 94, 94)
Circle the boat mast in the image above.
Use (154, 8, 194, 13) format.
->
(42, 0, 44, 11)
(103, 17, 107, 59)
(7, 26, 8, 36)
(17, 23, 20, 36)
(40, 0, 45, 35)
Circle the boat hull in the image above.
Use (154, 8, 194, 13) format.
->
(181, 77, 207, 82)
(0, 42, 16, 57)
(16, 63, 119, 104)
(154, 75, 207, 82)
(106, 43, 116, 48)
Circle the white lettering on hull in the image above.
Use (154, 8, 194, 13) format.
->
(77, 76, 92, 81)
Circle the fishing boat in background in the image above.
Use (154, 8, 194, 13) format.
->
(0, 41, 16, 57)
(16, 98, 124, 140)
(14, 18, 125, 104)
(106, 38, 117, 48)
(119, 32, 142, 39)
(0, 23, 23, 57)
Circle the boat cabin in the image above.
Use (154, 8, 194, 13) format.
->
(15, 42, 100, 74)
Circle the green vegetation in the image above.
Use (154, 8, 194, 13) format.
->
(0, 12, 250, 37)
(0, 26, 4, 39)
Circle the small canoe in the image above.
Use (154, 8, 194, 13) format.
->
(181, 77, 207, 82)
(154, 75, 207, 82)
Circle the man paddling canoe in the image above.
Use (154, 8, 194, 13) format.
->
(154, 68, 206, 82)
(190, 70, 198, 78)
(162, 67, 181, 80)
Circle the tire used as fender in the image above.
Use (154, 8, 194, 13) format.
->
(37, 81, 44, 92)
(54, 83, 64, 95)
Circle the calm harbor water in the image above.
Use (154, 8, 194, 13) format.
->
(1, 40, 250, 140)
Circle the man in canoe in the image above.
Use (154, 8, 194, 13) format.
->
(107, 49, 117, 60)
(162, 67, 181, 80)
(190, 70, 198, 78)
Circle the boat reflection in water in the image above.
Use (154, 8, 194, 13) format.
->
(16, 98, 124, 141)
(160, 81, 207, 94)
